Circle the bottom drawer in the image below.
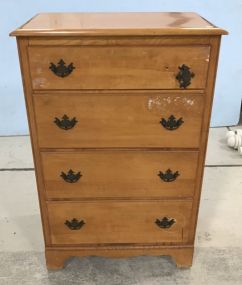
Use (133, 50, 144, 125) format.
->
(47, 200, 193, 245)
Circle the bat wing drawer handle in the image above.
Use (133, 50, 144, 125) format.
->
(155, 217, 176, 229)
(60, 169, 82, 183)
(54, 114, 77, 130)
(176, 64, 195, 89)
(65, 218, 85, 230)
(49, 59, 75, 77)
(160, 115, 184, 131)
(158, 169, 179, 182)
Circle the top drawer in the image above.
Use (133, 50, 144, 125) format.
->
(28, 46, 210, 90)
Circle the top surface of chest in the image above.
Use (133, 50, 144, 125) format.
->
(10, 12, 227, 37)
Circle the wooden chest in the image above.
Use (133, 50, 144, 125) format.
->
(11, 12, 227, 269)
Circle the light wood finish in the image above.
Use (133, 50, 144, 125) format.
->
(11, 13, 227, 269)
(41, 150, 198, 199)
(10, 12, 227, 37)
(34, 94, 204, 148)
(16, 38, 52, 246)
(29, 46, 209, 90)
(28, 36, 211, 46)
(188, 36, 222, 244)
(47, 200, 193, 245)
(45, 246, 194, 270)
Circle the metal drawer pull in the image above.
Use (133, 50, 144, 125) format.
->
(155, 217, 176, 229)
(160, 115, 184, 131)
(61, 169, 82, 183)
(65, 218, 85, 230)
(158, 169, 179, 182)
(49, 59, 75, 77)
(54, 114, 77, 130)
(176, 64, 195, 89)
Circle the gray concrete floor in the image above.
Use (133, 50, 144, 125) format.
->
(0, 127, 242, 284)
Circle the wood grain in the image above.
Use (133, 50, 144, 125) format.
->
(10, 12, 227, 37)
(41, 150, 198, 199)
(28, 36, 211, 46)
(12, 13, 227, 269)
(28, 45, 210, 90)
(34, 93, 204, 148)
(45, 245, 194, 269)
(188, 36, 222, 243)
(16, 38, 52, 245)
(47, 200, 193, 245)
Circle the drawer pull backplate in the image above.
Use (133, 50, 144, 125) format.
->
(61, 169, 82, 183)
(54, 114, 77, 130)
(176, 64, 195, 88)
(160, 115, 184, 131)
(49, 59, 75, 77)
(155, 217, 176, 229)
(158, 169, 180, 182)
(65, 218, 85, 230)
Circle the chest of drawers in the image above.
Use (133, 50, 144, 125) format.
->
(11, 12, 227, 269)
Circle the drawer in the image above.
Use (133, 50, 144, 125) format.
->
(28, 46, 210, 90)
(41, 151, 198, 199)
(34, 94, 204, 148)
(47, 200, 193, 245)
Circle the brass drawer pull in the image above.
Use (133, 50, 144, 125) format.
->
(155, 217, 176, 229)
(61, 169, 82, 183)
(49, 59, 75, 77)
(160, 115, 184, 131)
(54, 114, 77, 130)
(176, 64, 195, 88)
(158, 169, 179, 182)
(65, 218, 85, 230)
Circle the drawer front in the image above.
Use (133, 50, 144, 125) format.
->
(28, 46, 210, 90)
(41, 151, 198, 199)
(34, 94, 204, 148)
(47, 200, 193, 245)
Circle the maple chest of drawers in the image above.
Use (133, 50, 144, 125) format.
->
(11, 12, 227, 269)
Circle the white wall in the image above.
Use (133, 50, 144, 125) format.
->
(1, 0, 241, 135)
